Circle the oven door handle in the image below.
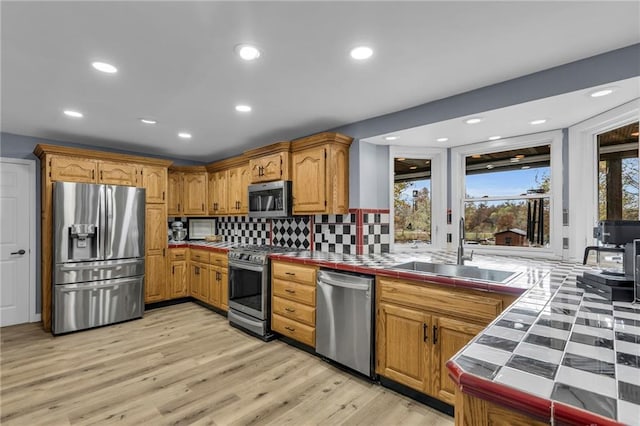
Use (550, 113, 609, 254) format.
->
(229, 261, 264, 273)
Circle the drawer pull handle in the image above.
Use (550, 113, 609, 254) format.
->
(433, 325, 438, 344)
(285, 307, 296, 313)
(423, 323, 428, 343)
(285, 326, 295, 332)
(285, 272, 296, 276)
(285, 289, 295, 294)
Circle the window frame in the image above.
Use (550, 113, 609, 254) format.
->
(568, 99, 639, 261)
(389, 146, 447, 251)
(451, 130, 563, 257)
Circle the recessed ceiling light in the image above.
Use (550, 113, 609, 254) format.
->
(488, 136, 501, 141)
(530, 119, 547, 125)
(409, 166, 417, 170)
(235, 44, 261, 61)
(63, 110, 83, 118)
(632, 131, 639, 137)
(350, 46, 373, 60)
(384, 136, 398, 141)
(91, 61, 118, 74)
(486, 164, 494, 169)
(471, 154, 482, 159)
(465, 117, 483, 124)
(178, 132, 192, 139)
(235, 105, 252, 112)
(140, 118, 157, 125)
(436, 137, 448, 142)
(397, 157, 406, 161)
(589, 87, 616, 98)
(510, 158, 520, 163)
(522, 166, 531, 170)
(425, 160, 430, 164)
(515, 154, 525, 159)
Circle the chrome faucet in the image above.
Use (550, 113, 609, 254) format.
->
(457, 217, 473, 265)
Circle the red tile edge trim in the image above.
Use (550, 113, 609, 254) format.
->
(553, 401, 624, 426)
(446, 360, 624, 426)
(457, 367, 552, 423)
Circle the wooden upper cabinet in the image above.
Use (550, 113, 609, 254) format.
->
(250, 152, 289, 183)
(245, 141, 291, 183)
(228, 165, 250, 214)
(182, 172, 208, 215)
(208, 170, 228, 215)
(291, 132, 352, 215)
(142, 166, 167, 204)
(292, 147, 326, 213)
(168, 168, 207, 216)
(49, 156, 97, 182)
(98, 161, 138, 186)
(167, 171, 182, 215)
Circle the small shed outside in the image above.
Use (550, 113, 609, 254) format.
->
(494, 229, 528, 246)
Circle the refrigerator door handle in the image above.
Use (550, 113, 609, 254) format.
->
(98, 184, 106, 259)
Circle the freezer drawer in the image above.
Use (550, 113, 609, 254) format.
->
(54, 258, 144, 285)
(316, 270, 374, 377)
(53, 277, 144, 334)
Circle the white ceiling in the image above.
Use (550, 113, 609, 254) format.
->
(2, 1, 639, 162)
(364, 76, 640, 148)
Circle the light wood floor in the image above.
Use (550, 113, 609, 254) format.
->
(1, 303, 454, 426)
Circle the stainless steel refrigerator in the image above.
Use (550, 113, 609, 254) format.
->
(52, 182, 145, 334)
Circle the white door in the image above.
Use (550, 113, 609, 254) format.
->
(0, 160, 32, 326)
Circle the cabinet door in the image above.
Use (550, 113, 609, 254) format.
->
(432, 316, 485, 404)
(145, 253, 166, 303)
(98, 161, 137, 186)
(167, 172, 182, 215)
(209, 171, 228, 215)
(183, 172, 207, 215)
(228, 167, 241, 213)
(250, 153, 284, 183)
(145, 204, 167, 255)
(377, 303, 431, 393)
(209, 267, 221, 307)
(189, 262, 201, 299)
(142, 166, 167, 204)
(219, 268, 228, 311)
(199, 264, 210, 301)
(238, 166, 250, 214)
(170, 260, 187, 298)
(250, 159, 263, 183)
(330, 145, 349, 213)
(50, 156, 97, 183)
(292, 147, 326, 214)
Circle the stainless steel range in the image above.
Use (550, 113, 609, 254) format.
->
(227, 245, 295, 340)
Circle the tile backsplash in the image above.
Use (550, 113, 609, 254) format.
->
(190, 209, 390, 253)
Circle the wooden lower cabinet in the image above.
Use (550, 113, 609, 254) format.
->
(376, 277, 512, 406)
(168, 248, 188, 298)
(190, 261, 209, 302)
(455, 389, 548, 426)
(145, 253, 167, 303)
(271, 260, 318, 347)
(189, 250, 228, 311)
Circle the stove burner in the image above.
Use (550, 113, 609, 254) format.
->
(228, 245, 298, 265)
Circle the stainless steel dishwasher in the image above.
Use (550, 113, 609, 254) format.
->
(316, 269, 374, 378)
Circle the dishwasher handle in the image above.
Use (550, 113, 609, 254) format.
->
(317, 273, 371, 292)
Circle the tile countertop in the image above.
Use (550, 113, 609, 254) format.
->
(167, 241, 235, 253)
(271, 250, 640, 425)
(165, 244, 640, 424)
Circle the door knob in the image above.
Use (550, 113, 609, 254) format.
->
(11, 249, 26, 255)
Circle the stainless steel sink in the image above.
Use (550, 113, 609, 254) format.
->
(390, 261, 518, 284)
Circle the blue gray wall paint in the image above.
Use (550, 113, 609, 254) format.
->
(0, 132, 205, 314)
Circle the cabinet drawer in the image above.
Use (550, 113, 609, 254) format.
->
(272, 261, 316, 285)
(378, 278, 502, 323)
(272, 313, 315, 347)
(190, 249, 209, 263)
(272, 278, 316, 306)
(210, 252, 228, 267)
(169, 248, 187, 261)
(272, 296, 315, 326)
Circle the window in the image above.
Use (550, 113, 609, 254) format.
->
(464, 145, 551, 248)
(597, 121, 639, 220)
(452, 131, 562, 255)
(389, 147, 446, 250)
(394, 158, 432, 246)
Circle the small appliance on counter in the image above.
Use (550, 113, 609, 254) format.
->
(578, 220, 640, 301)
(170, 221, 187, 241)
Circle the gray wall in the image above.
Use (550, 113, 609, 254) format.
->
(0, 132, 205, 314)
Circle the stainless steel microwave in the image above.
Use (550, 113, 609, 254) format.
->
(248, 180, 292, 218)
